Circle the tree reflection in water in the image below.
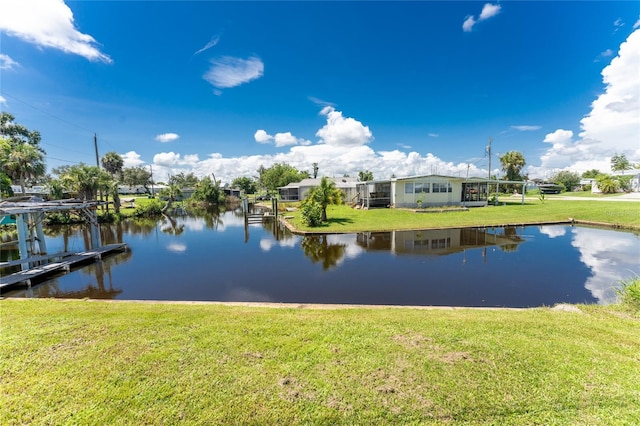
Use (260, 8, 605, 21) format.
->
(301, 235, 347, 271)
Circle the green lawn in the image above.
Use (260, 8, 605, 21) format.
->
(2, 299, 638, 425)
(284, 199, 640, 233)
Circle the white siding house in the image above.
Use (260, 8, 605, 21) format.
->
(278, 177, 358, 202)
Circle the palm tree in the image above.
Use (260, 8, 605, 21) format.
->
(0, 142, 46, 195)
(60, 164, 110, 201)
(159, 184, 183, 213)
(101, 152, 124, 178)
(499, 151, 526, 181)
(308, 176, 343, 222)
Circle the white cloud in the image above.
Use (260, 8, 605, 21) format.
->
(428, 133, 440, 138)
(479, 3, 501, 20)
(462, 16, 476, 32)
(0, 0, 111, 63)
(511, 125, 541, 131)
(316, 107, 373, 146)
(122, 151, 144, 168)
(203, 56, 264, 89)
(254, 129, 273, 144)
(634, 17, 640, 30)
(274, 132, 299, 147)
(139, 107, 486, 186)
(530, 30, 640, 178)
(571, 227, 639, 304)
(194, 33, 221, 55)
(0, 95, 6, 105)
(154, 151, 199, 167)
(166, 243, 187, 253)
(462, 3, 501, 32)
(155, 133, 180, 143)
(254, 129, 311, 147)
(0, 53, 19, 70)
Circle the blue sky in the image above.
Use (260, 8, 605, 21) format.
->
(1, 1, 639, 184)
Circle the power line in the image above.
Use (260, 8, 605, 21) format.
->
(1, 91, 95, 134)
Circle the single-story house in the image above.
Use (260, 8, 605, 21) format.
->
(357, 175, 526, 208)
(278, 177, 359, 202)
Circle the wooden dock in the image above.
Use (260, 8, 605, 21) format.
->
(0, 243, 128, 290)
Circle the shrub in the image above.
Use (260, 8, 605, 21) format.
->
(617, 277, 640, 312)
(133, 199, 164, 217)
(300, 199, 323, 227)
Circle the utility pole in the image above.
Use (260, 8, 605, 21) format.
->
(94, 133, 100, 167)
(486, 137, 492, 180)
(149, 165, 155, 196)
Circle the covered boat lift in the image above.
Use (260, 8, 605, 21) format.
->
(0, 198, 127, 289)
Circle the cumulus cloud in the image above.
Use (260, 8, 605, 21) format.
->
(155, 133, 180, 143)
(511, 125, 541, 131)
(254, 129, 272, 144)
(254, 129, 311, 147)
(634, 17, 640, 30)
(530, 29, 640, 178)
(0, 53, 19, 70)
(316, 106, 373, 146)
(463, 3, 501, 32)
(122, 151, 144, 168)
(203, 56, 264, 89)
(144, 107, 486, 186)
(154, 151, 200, 167)
(571, 227, 640, 304)
(0, 0, 111, 63)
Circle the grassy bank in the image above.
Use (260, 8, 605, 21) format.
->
(284, 199, 640, 233)
(1, 299, 639, 424)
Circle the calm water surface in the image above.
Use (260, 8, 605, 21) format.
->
(2, 207, 639, 307)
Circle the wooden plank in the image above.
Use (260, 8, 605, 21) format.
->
(0, 251, 74, 268)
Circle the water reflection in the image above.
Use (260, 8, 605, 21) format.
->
(355, 227, 524, 256)
(2, 207, 638, 307)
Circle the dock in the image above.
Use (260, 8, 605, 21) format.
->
(0, 243, 128, 290)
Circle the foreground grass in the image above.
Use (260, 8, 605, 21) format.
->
(2, 299, 639, 425)
(285, 199, 640, 233)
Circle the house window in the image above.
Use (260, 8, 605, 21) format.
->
(405, 183, 414, 194)
(415, 182, 430, 193)
(433, 183, 451, 193)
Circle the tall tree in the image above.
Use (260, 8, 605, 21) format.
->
(551, 170, 580, 192)
(582, 169, 601, 178)
(499, 151, 526, 181)
(0, 112, 44, 153)
(231, 176, 257, 194)
(0, 141, 46, 195)
(169, 172, 199, 188)
(312, 162, 319, 179)
(192, 176, 225, 204)
(259, 162, 310, 191)
(60, 164, 110, 201)
(358, 170, 374, 181)
(122, 166, 153, 192)
(307, 176, 343, 222)
(611, 153, 632, 174)
(101, 151, 124, 178)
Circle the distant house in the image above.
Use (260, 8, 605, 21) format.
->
(357, 175, 526, 209)
(278, 177, 358, 202)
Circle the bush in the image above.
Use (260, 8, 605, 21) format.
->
(133, 199, 164, 217)
(617, 277, 640, 312)
(300, 199, 323, 227)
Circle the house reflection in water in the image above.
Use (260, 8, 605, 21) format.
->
(356, 227, 524, 256)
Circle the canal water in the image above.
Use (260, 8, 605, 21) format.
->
(2, 207, 639, 307)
